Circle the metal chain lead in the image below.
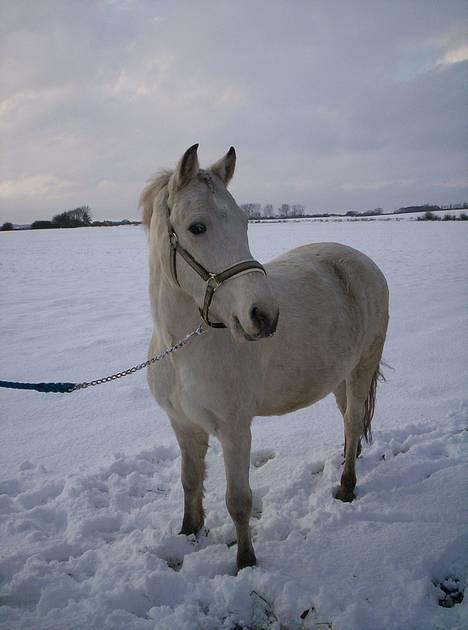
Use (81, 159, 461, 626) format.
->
(72, 323, 206, 391)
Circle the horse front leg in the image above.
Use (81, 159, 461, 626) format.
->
(170, 418, 209, 535)
(219, 421, 256, 571)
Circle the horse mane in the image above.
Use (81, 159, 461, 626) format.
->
(139, 169, 172, 228)
(139, 169, 216, 228)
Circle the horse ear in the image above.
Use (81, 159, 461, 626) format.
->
(174, 144, 199, 190)
(210, 146, 236, 186)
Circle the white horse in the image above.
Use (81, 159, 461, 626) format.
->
(140, 145, 389, 570)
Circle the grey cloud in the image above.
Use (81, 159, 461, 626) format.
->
(0, 0, 467, 223)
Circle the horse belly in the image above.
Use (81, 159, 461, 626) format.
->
(257, 352, 352, 417)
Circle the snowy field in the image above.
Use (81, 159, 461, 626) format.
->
(1, 221, 467, 629)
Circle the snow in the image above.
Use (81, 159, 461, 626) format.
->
(1, 221, 467, 629)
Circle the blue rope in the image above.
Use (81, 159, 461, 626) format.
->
(0, 324, 206, 395)
(0, 380, 76, 393)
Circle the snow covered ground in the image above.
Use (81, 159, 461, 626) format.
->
(1, 221, 467, 629)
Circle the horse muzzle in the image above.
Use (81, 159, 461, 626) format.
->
(233, 306, 279, 341)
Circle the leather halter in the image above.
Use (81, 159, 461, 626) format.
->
(166, 206, 266, 328)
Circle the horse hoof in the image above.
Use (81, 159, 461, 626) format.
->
(237, 550, 257, 572)
(178, 521, 203, 536)
(335, 487, 356, 502)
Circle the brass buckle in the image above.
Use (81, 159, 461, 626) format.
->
(206, 273, 220, 289)
(169, 232, 178, 248)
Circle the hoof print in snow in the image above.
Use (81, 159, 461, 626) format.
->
(252, 492, 263, 520)
(309, 461, 325, 475)
(437, 576, 464, 608)
(19, 460, 36, 471)
(249, 590, 278, 627)
(299, 605, 332, 628)
(251, 449, 276, 468)
(166, 557, 183, 572)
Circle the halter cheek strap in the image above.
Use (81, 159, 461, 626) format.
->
(166, 206, 266, 328)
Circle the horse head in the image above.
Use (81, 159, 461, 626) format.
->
(148, 144, 279, 341)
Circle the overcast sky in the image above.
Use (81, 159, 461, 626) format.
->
(1, 0, 467, 223)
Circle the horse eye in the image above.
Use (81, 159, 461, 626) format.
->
(188, 222, 207, 235)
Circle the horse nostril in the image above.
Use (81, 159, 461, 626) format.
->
(250, 306, 273, 335)
(250, 305, 263, 323)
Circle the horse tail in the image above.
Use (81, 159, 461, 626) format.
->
(362, 362, 385, 443)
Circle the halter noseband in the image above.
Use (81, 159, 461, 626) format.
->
(166, 205, 266, 328)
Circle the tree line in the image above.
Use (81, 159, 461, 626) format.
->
(1, 206, 139, 231)
(1, 206, 92, 231)
(240, 202, 468, 220)
(2, 201, 468, 232)
(417, 211, 467, 221)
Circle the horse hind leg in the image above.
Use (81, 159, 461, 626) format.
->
(334, 380, 362, 460)
(170, 419, 209, 535)
(336, 338, 385, 502)
(334, 380, 347, 417)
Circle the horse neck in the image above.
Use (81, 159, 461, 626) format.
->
(149, 241, 201, 342)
